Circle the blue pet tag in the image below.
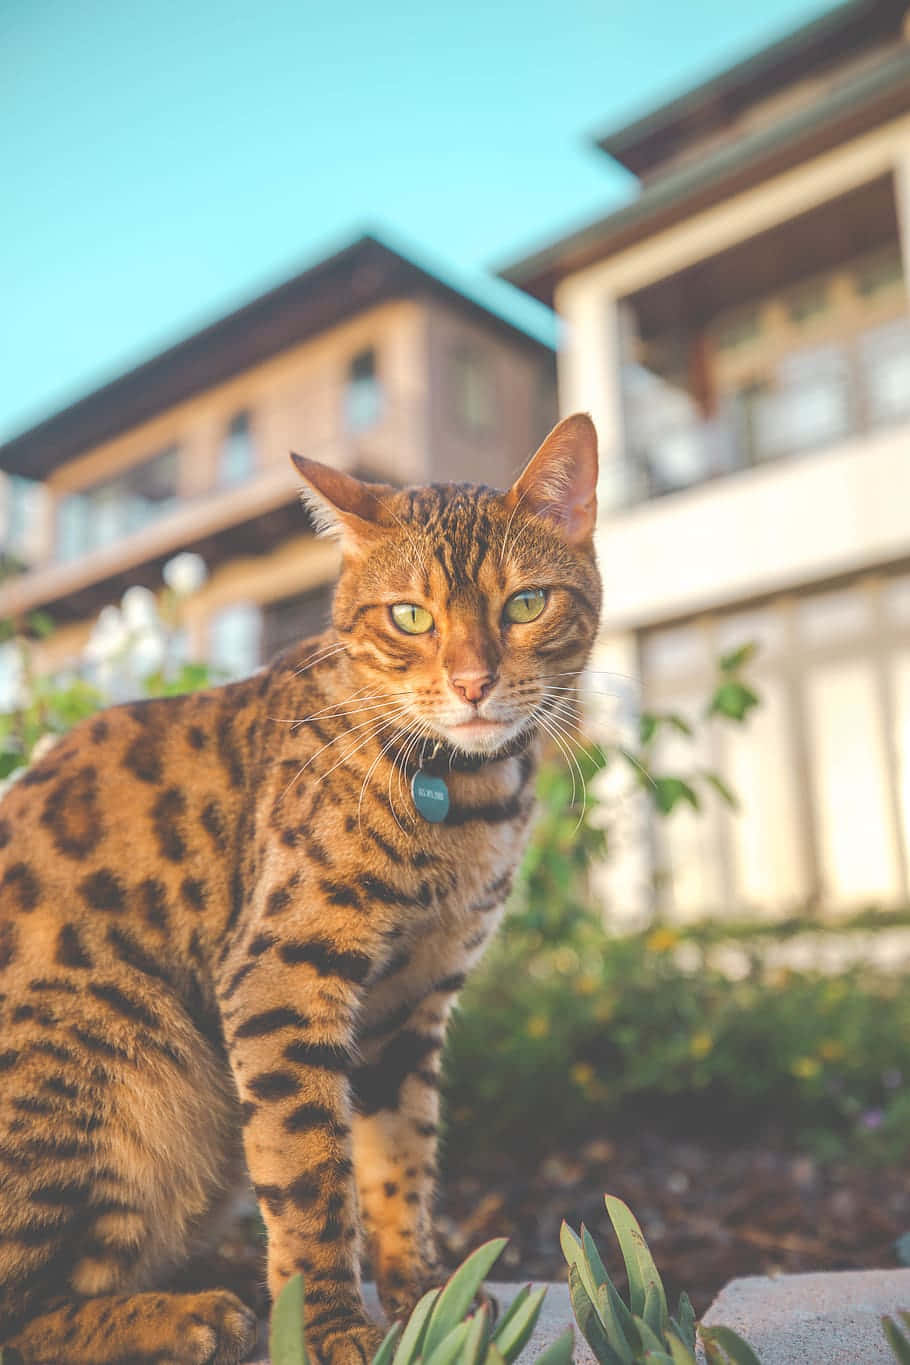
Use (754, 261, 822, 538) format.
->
(411, 771, 450, 823)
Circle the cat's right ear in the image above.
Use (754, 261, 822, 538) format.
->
(290, 454, 396, 556)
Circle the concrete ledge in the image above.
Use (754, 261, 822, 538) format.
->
(698, 1268, 910, 1364)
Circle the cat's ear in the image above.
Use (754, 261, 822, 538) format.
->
(505, 413, 598, 546)
(290, 453, 397, 554)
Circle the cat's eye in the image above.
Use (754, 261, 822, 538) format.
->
(390, 603, 434, 635)
(504, 588, 547, 624)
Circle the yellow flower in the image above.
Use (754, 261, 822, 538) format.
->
(570, 1062, 596, 1087)
(791, 1056, 821, 1079)
(646, 927, 679, 953)
(819, 1039, 845, 1061)
(575, 973, 599, 995)
(689, 1031, 713, 1058)
(527, 1015, 550, 1039)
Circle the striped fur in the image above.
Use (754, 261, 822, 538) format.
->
(0, 415, 601, 1364)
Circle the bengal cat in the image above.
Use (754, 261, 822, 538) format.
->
(0, 413, 601, 1365)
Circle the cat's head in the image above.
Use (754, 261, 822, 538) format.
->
(290, 414, 602, 757)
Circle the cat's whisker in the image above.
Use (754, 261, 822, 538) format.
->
(267, 684, 404, 729)
(281, 703, 414, 800)
(271, 692, 416, 731)
(360, 720, 417, 836)
(309, 705, 415, 791)
(542, 691, 658, 796)
(534, 707, 583, 818)
(292, 641, 351, 677)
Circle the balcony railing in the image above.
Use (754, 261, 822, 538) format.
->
(617, 315, 910, 507)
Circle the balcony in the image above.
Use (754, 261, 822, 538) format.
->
(0, 389, 425, 626)
(616, 314, 910, 507)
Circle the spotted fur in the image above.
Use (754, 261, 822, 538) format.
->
(0, 415, 601, 1364)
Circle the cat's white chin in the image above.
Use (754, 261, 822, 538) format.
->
(441, 717, 522, 755)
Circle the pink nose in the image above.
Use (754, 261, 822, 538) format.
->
(450, 671, 497, 704)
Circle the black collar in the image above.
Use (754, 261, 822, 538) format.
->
(405, 726, 536, 776)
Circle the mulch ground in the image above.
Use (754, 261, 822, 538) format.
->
(201, 1129, 910, 1321)
(438, 1129, 910, 1316)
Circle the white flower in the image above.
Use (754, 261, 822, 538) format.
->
(83, 605, 129, 663)
(121, 585, 159, 631)
(0, 641, 27, 712)
(129, 626, 166, 676)
(163, 552, 207, 597)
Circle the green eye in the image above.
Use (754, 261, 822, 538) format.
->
(390, 603, 434, 635)
(504, 588, 547, 624)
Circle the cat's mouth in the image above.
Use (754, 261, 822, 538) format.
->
(434, 712, 530, 757)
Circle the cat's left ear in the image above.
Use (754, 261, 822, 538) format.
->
(505, 413, 598, 546)
(290, 453, 397, 555)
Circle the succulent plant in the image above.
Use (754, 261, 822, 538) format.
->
(269, 1238, 572, 1365)
(560, 1195, 760, 1365)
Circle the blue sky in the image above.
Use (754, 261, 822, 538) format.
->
(2, 0, 831, 443)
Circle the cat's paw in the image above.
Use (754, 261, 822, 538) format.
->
(176, 1290, 258, 1364)
(312, 1320, 386, 1365)
(377, 1262, 445, 1322)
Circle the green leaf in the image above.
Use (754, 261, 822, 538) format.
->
(700, 1325, 763, 1365)
(666, 1331, 698, 1365)
(597, 1278, 640, 1356)
(560, 1222, 601, 1309)
(708, 682, 760, 723)
(269, 1273, 309, 1365)
(424, 1320, 471, 1365)
(485, 1344, 508, 1365)
(665, 713, 694, 738)
(642, 1280, 667, 1339)
(460, 1304, 491, 1365)
(422, 1240, 506, 1357)
(701, 771, 739, 810)
(392, 1287, 440, 1365)
(883, 1315, 910, 1365)
(26, 610, 55, 639)
(651, 777, 699, 815)
(529, 1329, 574, 1365)
(581, 1223, 610, 1294)
(719, 642, 758, 673)
(0, 749, 24, 779)
(604, 1196, 668, 1326)
(673, 1292, 696, 1352)
(490, 1287, 545, 1363)
(491, 1284, 533, 1347)
(568, 1264, 626, 1365)
(632, 1313, 672, 1357)
(371, 1322, 402, 1365)
(639, 713, 658, 745)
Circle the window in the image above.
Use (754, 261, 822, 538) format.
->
(218, 412, 255, 486)
(57, 447, 178, 562)
(262, 587, 333, 662)
(855, 248, 903, 299)
(859, 318, 910, 426)
(714, 307, 760, 351)
(344, 348, 382, 432)
(1, 474, 42, 565)
(787, 280, 828, 326)
(752, 345, 851, 460)
(209, 603, 262, 680)
(450, 344, 497, 438)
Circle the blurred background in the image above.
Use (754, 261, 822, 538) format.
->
(3, 0, 910, 1316)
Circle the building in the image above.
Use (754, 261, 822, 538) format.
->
(503, 0, 910, 919)
(0, 235, 556, 684)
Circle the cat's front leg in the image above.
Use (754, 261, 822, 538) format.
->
(351, 982, 458, 1321)
(223, 954, 384, 1365)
